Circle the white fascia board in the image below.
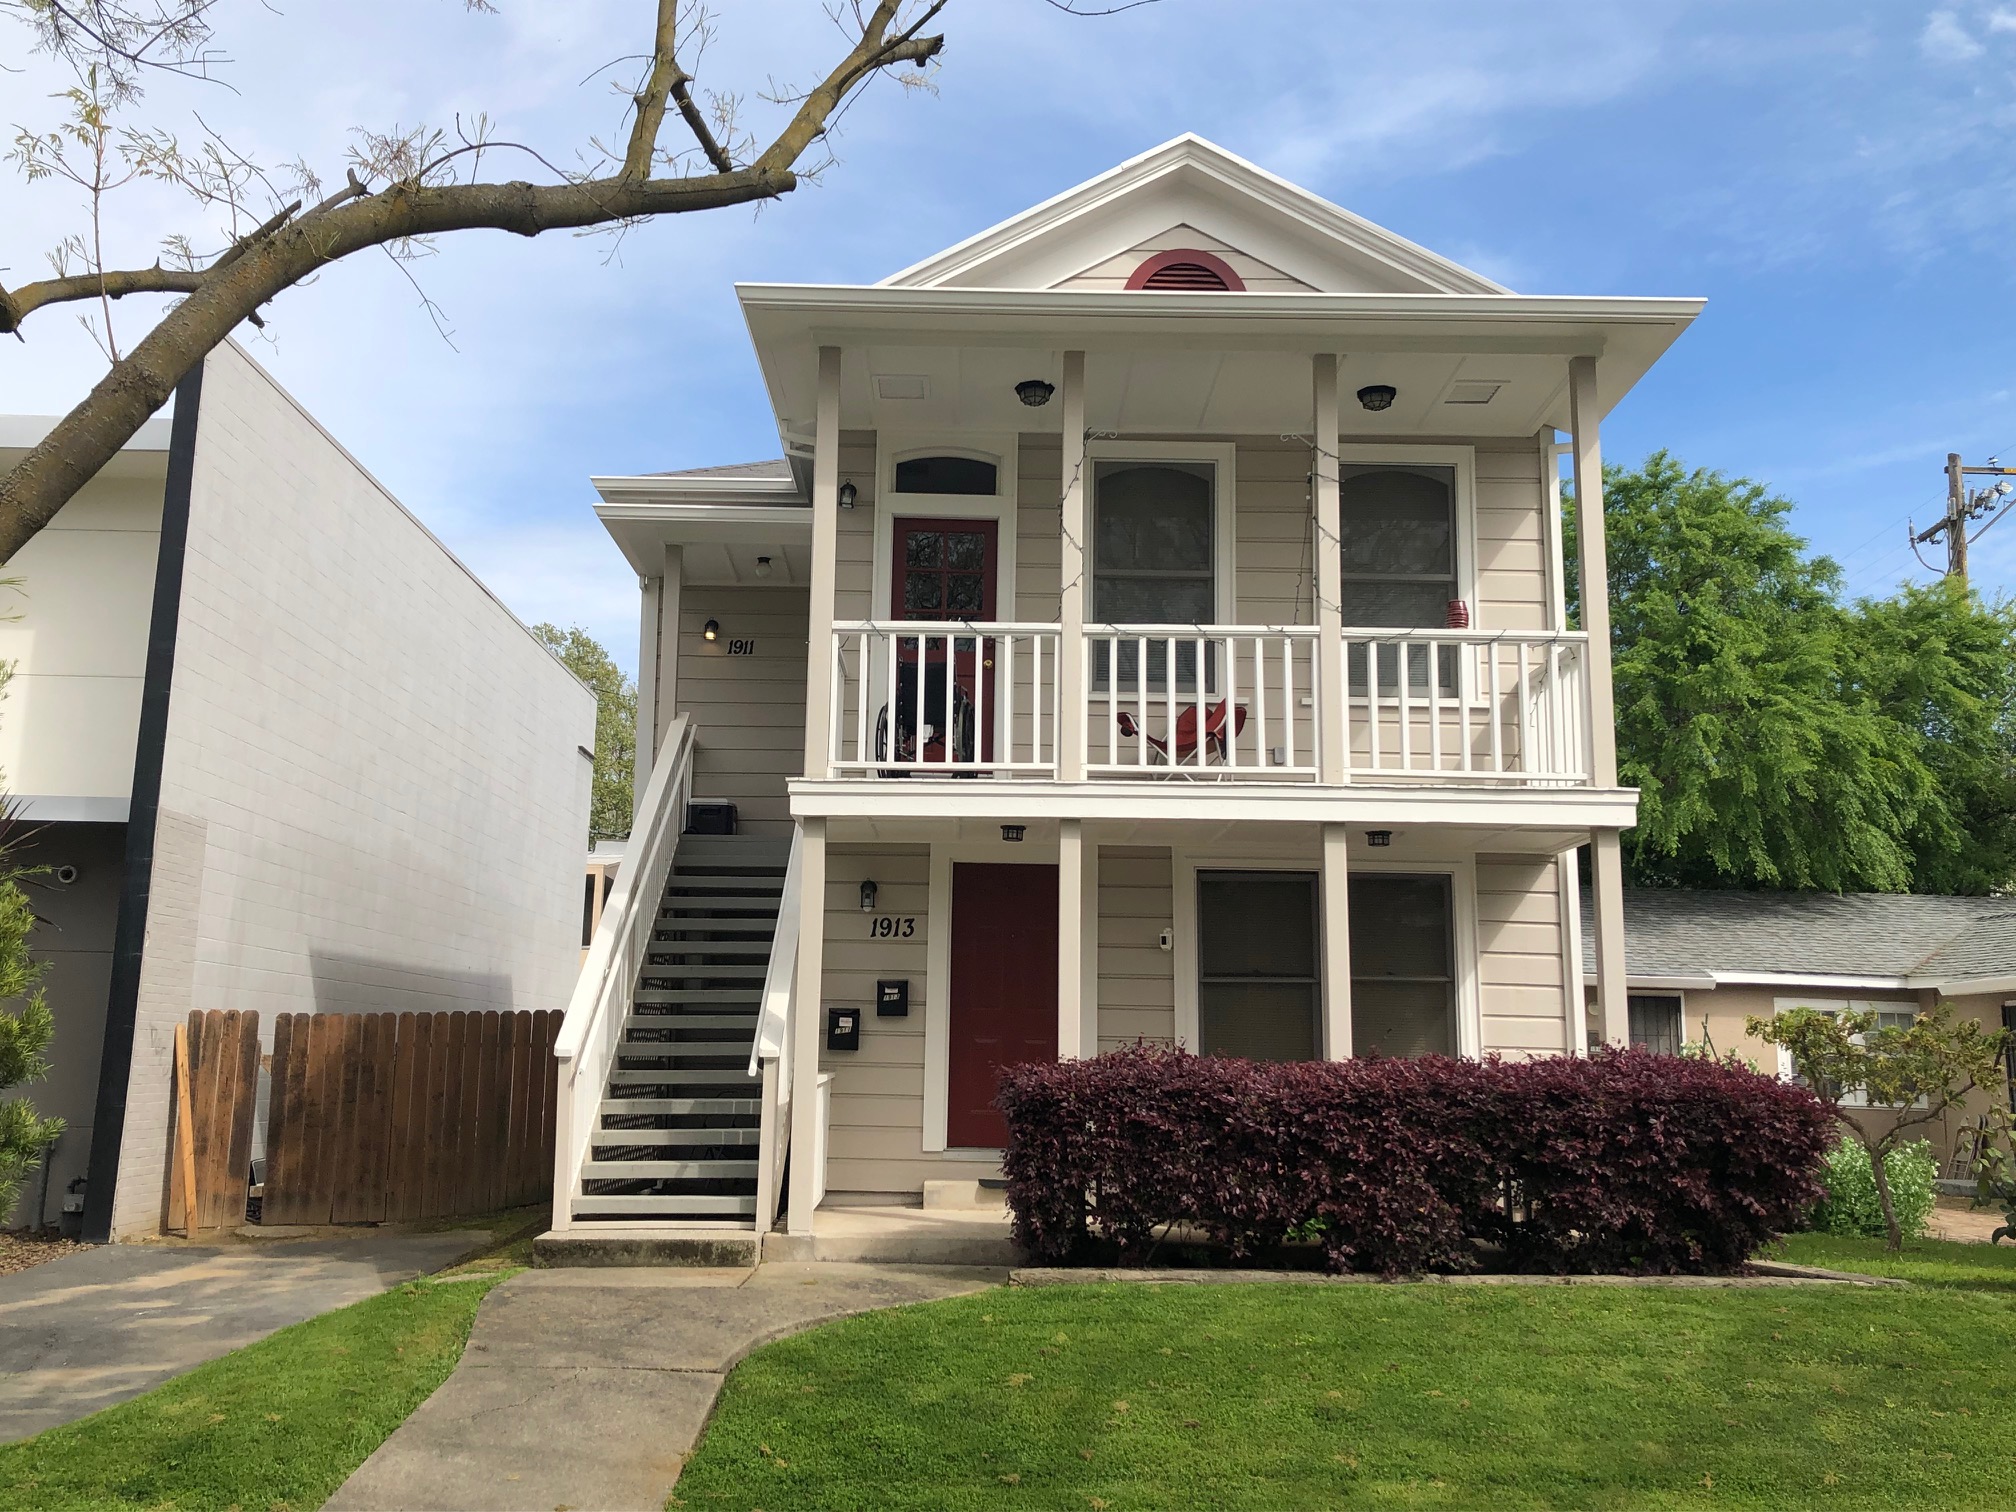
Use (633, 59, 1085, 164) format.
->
(1580, 972, 1717, 991)
(0, 415, 173, 451)
(1709, 971, 1915, 991)
(877, 134, 1512, 296)
(789, 778, 1640, 830)
(592, 474, 806, 505)
(1916, 973, 2016, 997)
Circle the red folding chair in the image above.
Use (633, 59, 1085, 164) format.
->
(1115, 699, 1247, 765)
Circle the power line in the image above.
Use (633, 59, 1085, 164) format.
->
(1908, 452, 2016, 581)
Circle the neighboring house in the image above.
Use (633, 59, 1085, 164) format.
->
(556, 135, 1702, 1240)
(1584, 887, 2016, 1166)
(0, 341, 596, 1239)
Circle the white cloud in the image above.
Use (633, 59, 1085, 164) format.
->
(1921, 9, 1985, 60)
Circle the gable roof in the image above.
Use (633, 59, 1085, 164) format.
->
(879, 134, 1512, 297)
(1579, 887, 2016, 989)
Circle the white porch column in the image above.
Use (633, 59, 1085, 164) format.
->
(631, 572, 660, 824)
(1319, 822, 1353, 1058)
(1058, 350, 1087, 782)
(1057, 820, 1096, 1059)
(1312, 354, 1347, 785)
(802, 344, 842, 778)
(786, 816, 828, 1234)
(1569, 354, 1628, 1047)
(658, 544, 683, 758)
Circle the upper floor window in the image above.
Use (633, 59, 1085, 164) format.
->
(1338, 464, 1457, 627)
(1092, 460, 1215, 624)
(1125, 249, 1246, 292)
(894, 454, 997, 495)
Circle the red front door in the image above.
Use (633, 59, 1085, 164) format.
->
(891, 517, 998, 764)
(947, 862, 1058, 1148)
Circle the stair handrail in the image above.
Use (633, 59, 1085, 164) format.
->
(749, 820, 803, 1230)
(551, 714, 695, 1229)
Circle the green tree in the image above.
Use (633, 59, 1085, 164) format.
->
(1569, 450, 1931, 890)
(532, 624, 636, 843)
(1751, 1002, 2011, 1250)
(0, 663, 61, 1220)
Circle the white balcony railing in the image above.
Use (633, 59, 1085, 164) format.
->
(1085, 624, 1321, 778)
(829, 622, 1060, 776)
(1340, 628, 1589, 783)
(822, 624, 1593, 787)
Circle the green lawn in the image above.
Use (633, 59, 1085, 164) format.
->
(677, 1260, 2016, 1511)
(1772, 1231, 2016, 1291)
(0, 1271, 506, 1511)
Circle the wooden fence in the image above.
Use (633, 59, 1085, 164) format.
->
(172, 1009, 262, 1232)
(261, 1009, 562, 1226)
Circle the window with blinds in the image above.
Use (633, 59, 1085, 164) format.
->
(1197, 871, 1319, 1061)
(1348, 873, 1455, 1058)
(1628, 994, 1684, 1056)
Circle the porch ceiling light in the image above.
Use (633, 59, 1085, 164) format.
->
(1356, 384, 1397, 412)
(1366, 829, 1393, 847)
(838, 480, 858, 509)
(1001, 824, 1027, 843)
(754, 555, 773, 578)
(1015, 379, 1055, 407)
(859, 879, 878, 912)
(703, 619, 720, 641)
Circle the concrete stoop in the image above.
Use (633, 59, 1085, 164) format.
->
(531, 1227, 759, 1269)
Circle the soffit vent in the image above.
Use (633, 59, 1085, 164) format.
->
(873, 374, 929, 401)
(1444, 380, 1505, 406)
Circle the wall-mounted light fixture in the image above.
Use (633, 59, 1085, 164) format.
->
(838, 480, 858, 509)
(1356, 384, 1397, 412)
(1366, 829, 1393, 848)
(703, 619, 720, 642)
(1015, 379, 1056, 407)
(859, 879, 878, 912)
(1000, 824, 1026, 843)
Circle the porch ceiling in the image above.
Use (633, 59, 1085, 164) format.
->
(819, 812, 1589, 858)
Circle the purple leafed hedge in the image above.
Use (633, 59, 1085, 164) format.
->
(995, 1046, 1831, 1276)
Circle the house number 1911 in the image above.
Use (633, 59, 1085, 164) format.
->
(726, 638, 757, 656)
(868, 916, 916, 938)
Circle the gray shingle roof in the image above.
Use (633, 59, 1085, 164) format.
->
(644, 459, 792, 479)
(1578, 887, 2016, 982)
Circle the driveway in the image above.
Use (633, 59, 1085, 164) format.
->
(0, 1231, 485, 1442)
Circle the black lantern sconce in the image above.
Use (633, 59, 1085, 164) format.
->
(1356, 384, 1397, 412)
(1015, 379, 1056, 408)
(1366, 829, 1393, 848)
(859, 879, 878, 913)
(703, 619, 720, 642)
(838, 480, 858, 509)
(1000, 824, 1026, 843)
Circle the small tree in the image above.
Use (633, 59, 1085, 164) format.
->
(1749, 1002, 2013, 1250)
(532, 623, 636, 842)
(0, 789, 61, 1222)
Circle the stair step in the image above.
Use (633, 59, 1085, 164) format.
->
(568, 1201, 758, 1225)
(609, 1068, 751, 1085)
(624, 1014, 759, 1031)
(581, 1158, 756, 1180)
(655, 920, 778, 934)
(634, 989, 762, 1004)
(633, 964, 768, 980)
(649, 942, 774, 957)
(593, 1127, 759, 1146)
(600, 1097, 757, 1116)
(666, 874, 786, 890)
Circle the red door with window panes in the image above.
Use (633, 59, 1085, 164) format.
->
(888, 517, 998, 765)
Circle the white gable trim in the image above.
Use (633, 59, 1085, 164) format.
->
(879, 134, 1511, 297)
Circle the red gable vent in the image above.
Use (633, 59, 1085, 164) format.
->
(1125, 248, 1246, 292)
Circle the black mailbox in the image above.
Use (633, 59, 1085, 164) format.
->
(877, 979, 910, 1018)
(826, 1006, 861, 1051)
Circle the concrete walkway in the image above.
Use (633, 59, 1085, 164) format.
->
(326, 1261, 1004, 1512)
(0, 1231, 487, 1442)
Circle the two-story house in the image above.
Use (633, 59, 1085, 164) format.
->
(553, 136, 1699, 1254)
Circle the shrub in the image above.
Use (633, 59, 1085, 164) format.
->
(1811, 1138, 1937, 1240)
(996, 1045, 1832, 1277)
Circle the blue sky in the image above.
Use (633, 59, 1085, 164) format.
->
(6, 1, 2016, 674)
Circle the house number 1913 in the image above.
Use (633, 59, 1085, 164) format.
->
(868, 916, 916, 938)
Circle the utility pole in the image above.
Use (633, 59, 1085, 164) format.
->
(1910, 453, 2016, 581)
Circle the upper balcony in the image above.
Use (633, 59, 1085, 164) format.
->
(825, 620, 1591, 787)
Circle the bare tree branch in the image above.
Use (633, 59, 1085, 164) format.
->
(0, 264, 204, 333)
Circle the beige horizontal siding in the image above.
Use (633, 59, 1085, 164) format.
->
(675, 587, 806, 837)
(1098, 846, 1174, 1052)
(1475, 854, 1567, 1059)
(834, 431, 877, 622)
(1054, 224, 1317, 293)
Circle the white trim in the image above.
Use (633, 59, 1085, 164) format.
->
(923, 837, 1062, 1155)
(14, 796, 130, 823)
(1542, 431, 1568, 632)
(1085, 439, 1239, 631)
(1352, 855, 1483, 1060)
(1720, 971, 1913, 990)
(872, 435, 1020, 621)
(1580, 972, 1718, 992)
(1558, 846, 1587, 1054)
(1930, 973, 2016, 996)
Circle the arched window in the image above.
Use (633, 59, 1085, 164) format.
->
(1124, 249, 1246, 292)
(892, 454, 998, 495)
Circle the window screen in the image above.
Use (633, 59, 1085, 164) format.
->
(1628, 994, 1684, 1056)
(1197, 871, 1318, 1061)
(1093, 460, 1215, 689)
(1339, 465, 1458, 692)
(1348, 874, 1454, 1058)
(893, 455, 997, 495)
